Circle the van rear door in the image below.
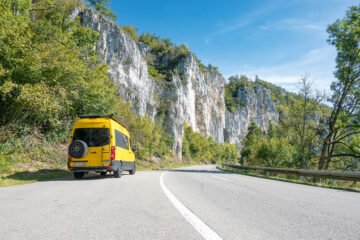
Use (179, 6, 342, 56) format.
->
(73, 127, 110, 167)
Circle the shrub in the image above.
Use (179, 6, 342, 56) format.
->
(182, 123, 239, 163)
(120, 25, 139, 42)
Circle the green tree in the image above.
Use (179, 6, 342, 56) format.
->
(240, 122, 262, 165)
(254, 137, 295, 167)
(318, 5, 360, 170)
(285, 74, 323, 169)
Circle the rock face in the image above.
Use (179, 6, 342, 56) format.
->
(80, 9, 225, 158)
(225, 85, 279, 149)
(80, 9, 156, 117)
(79, 9, 279, 157)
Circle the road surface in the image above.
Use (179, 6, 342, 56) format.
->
(0, 165, 359, 239)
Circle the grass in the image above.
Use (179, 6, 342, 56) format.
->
(220, 166, 360, 192)
(0, 150, 210, 187)
(0, 161, 205, 187)
(0, 169, 71, 187)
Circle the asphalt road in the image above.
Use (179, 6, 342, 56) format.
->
(0, 165, 359, 240)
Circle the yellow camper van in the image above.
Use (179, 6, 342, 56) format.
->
(67, 115, 136, 179)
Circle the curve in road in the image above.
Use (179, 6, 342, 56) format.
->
(1, 165, 359, 240)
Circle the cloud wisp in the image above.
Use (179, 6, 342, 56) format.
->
(232, 46, 336, 92)
(260, 18, 327, 32)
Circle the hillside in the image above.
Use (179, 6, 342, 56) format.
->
(0, 1, 238, 185)
(1, 1, 358, 186)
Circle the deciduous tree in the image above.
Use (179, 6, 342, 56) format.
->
(318, 5, 360, 170)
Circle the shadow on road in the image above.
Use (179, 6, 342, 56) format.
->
(4, 169, 71, 182)
(3, 169, 130, 183)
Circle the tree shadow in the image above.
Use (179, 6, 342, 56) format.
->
(4, 169, 132, 183)
(3, 169, 72, 182)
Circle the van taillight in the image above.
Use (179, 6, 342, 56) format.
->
(111, 146, 116, 160)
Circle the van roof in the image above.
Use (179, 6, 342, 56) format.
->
(78, 114, 128, 129)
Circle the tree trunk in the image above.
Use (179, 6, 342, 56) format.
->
(318, 135, 330, 170)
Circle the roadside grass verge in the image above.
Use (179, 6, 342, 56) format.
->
(0, 169, 71, 187)
(0, 134, 71, 187)
(1, 152, 211, 187)
(220, 166, 360, 192)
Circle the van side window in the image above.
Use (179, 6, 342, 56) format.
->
(115, 130, 129, 150)
(123, 134, 129, 149)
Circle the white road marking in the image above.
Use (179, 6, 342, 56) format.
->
(160, 172, 223, 240)
(211, 175, 228, 181)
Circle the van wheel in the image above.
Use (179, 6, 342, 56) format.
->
(114, 164, 122, 178)
(73, 172, 84, 179)
(129, 163, 136, 175)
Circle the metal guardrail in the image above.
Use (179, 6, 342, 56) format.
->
(222, 163, 360, 182)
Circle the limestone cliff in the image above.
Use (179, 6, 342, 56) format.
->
(79, 8, 279, 157)
(80, 9, 225, 158)
(224, 85, 279, 149)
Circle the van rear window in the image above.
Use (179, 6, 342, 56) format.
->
(73, 128, 110, 147)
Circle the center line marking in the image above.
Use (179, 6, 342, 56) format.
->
(211, 175, 228, 181)
(160, 172, 223, 240)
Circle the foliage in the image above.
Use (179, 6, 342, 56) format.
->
(128, 116, 174, 160)
(182, 123, 239, 164)
(193, 54, 220, 74)
(282, 75, 325, 169)
(0, 0, 174, 178)
(224, 75, 248, 112)
(224, 74, 303, 112)
(240, 122, 296, 168)
(139, 32, 189, 81)
(120, 25, 139, 42)
(87, 0, 116, 20)
(147, 64, 166, 79)
(0, 0, 113, 131)
(318, 5, 360, 170)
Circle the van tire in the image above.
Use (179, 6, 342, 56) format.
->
(69, 140, 88, 158)
(114, 163, 122, 178)
(129, 163, 136, 175)
(73, 172, 84, 179)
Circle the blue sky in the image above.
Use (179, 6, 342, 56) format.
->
(111, 0, 359, 93)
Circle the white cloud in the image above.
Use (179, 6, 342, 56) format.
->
(204, 38, 210, 45)
(263, 18, 326, 32)
(259, 25, 268, 30)
(214, 2, 277, 35)
(233, 47, 336, 93)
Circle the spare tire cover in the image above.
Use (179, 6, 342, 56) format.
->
(69, 140, 88, 159)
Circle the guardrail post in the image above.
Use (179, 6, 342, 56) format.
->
(266, 172, 269, 177)
(300, 176, 305, 181)
(256, 169, 259, 175)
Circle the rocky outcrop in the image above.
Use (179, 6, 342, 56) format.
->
(79, 8, 280, 157)
(162, 55, 226, 157)
(225, 85, 279, 150)
(79, 9, 225, 158)
(80, 9, 157, 118)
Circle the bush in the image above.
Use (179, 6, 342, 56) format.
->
(139, 33, 189, 81)
(120, 25, 139, 42)
(182, 123, 239, 163)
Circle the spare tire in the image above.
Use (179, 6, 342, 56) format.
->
(69, 140, 88, 159)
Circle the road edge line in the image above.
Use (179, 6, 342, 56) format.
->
(160, 172, 223, 240)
